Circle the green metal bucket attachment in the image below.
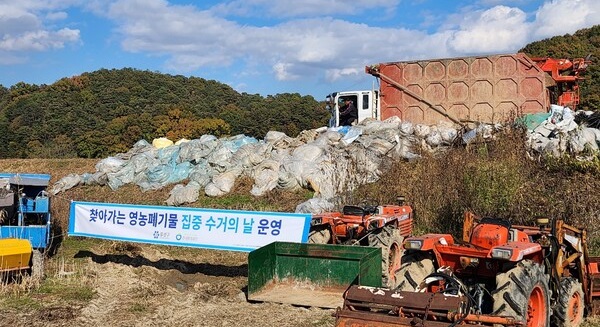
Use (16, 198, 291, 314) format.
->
(247, 242, 382, 308)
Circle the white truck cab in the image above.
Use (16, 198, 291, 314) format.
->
(326, 90, 380, 127)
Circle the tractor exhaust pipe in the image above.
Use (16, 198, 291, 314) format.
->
(396, 196, 405, 206)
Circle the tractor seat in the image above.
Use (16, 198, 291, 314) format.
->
(343, 205, 365, 217)
(479, 217, 511, 230)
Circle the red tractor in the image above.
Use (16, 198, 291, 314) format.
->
(335, 212, 600, 327)
(308, 197, 413, 288)
(532, 55, 591, 109)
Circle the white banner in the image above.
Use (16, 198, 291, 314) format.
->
(69, 201, 311, 252)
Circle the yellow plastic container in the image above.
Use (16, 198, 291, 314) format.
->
(0, 238, 32, 272)
(152, 137, 174, 148)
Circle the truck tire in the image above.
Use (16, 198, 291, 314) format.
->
(307, 225, 331, 244)
(30, 249, 44, 281)
(552, 277, 584, 327)
(394, 253, 435, 291)
(492, 260, 550, 327)
(368, 225, 405, 288)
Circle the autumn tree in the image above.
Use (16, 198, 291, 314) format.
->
(154, 107, 231, 141)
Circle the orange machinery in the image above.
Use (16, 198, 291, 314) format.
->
(335, 213, 600, 327)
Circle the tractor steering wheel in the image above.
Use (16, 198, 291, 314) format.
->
(360, 198, 379, 214)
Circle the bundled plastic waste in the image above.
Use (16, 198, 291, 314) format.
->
(51, 110, 599, 212)
(527, 105, 600, 156)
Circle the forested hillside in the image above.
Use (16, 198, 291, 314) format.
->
(1, 25, 599, 159)
(0, 69, 328, 158)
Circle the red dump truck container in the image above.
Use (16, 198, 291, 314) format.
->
(367, 53, 554, 125)
(327, 53, 587, 127)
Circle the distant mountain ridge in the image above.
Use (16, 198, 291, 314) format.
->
(0, 68, 328, 159)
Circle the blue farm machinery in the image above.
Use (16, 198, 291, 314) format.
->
(0, 173, 52, 279)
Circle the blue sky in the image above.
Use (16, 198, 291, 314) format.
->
(1, 0, 599, 99)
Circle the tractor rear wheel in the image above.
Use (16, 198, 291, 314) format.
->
(492, 260, 550, 327)
(552, 277, 584, 327)
(368, 225, 405, 288)
(393, 252, 435, 291)
(307, 225, 331, 244)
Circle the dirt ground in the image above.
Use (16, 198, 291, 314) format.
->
(1, 242, 335, 327)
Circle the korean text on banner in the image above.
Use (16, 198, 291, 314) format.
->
(69, 201, 311, 252)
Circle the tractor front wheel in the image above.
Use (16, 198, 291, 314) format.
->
(553, 277, 584, 327)
(393, 252, 435, 291)
(368, 225, 405, 288)
(492, 260, 550, 327)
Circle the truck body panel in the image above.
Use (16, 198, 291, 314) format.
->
(327, 53, 588, 127)
(370, 53, 550, 125)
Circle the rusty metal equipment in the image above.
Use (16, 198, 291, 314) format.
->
(335, 213, 600, 326)
(247, 242, 382, 308)
(531, 56, 590, 108)
(246, 199, 413, 308)
(308, 198, 413, 288)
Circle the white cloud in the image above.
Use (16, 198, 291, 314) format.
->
(273, 62, 299, 81)
(477, 0, 530, 6)
(3, 0, 600, 92)
(0, 1, 78, 12)
(46, 11, 68, 20)
(0, 28, 79, 51)
(0, 2, 80, 59)
(211, 0, 400, 18)
(0, 5, 42, 35)
(532, 0, 600, 39)
(105, 0, 569, 85)
(325, 67, 360, 82)
(446, 6, 530, 54)
(108, 0, 243, 67)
